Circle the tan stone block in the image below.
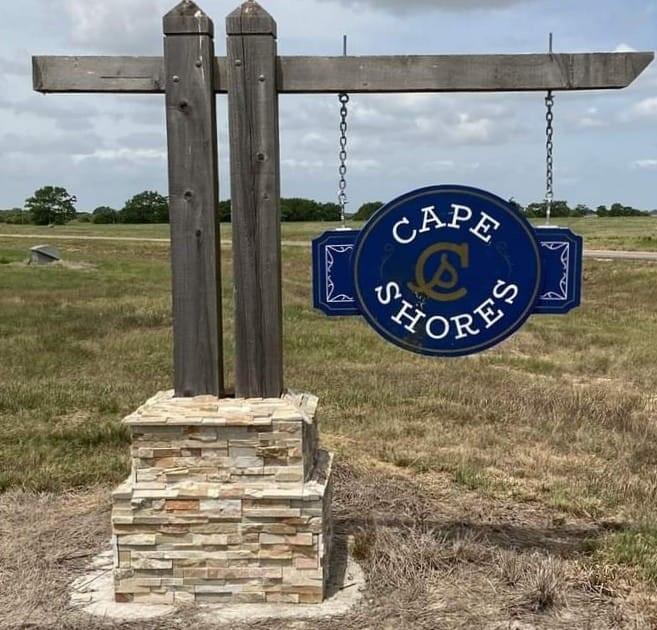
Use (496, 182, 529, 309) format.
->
(234, 592, 266, 603)
(260, 533, 285, 545)
(131, 558, 173, 570)
(233, 456, 264, 469)
(192, 534, 229, 546)
(199, 499, 241, 518)
(295, 557, 319, 570)
(272, 421, 301, 433)
(189, 523, 240, 535)
(118, 551, 131, 567)
(165, 500, 200, 512)
(243, 507, 301, 518)
(195, 593, 232, 603)
(195, 584, 242, 594)
(183, 568, 209, 578)
(114, 581, 152, 594)
(259, 547, 293, 560)
(275, 469, 304, 483)
(298, 591, 324, 604)
(242, 522, 296, 536)
(160, 578, 184, 587)
(158, 525, 189, 535)
(131, 577, 163, 587)
(152, 448, 181, 458)
(133, 592, 175, 604)
(207, 567, 282, 580)
(267, 593, 300, 604)
(119, 534, 157, 546)
(285, 533, 313, 547)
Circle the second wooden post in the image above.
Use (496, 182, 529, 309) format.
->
(226, 1, 284, 399)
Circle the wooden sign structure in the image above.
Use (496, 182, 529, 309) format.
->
(32, 0, 653, 399)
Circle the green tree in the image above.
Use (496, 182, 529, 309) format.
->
(353, 201, 383, 222)
(280, 198, 333, 221)
(525, 200, 571, 218)
(318, 202, 341, 222)
(25, 186, 77, 225)
(218, 200, 231, 222)
(572, 204, 593, 217)
(120, 191, 169, 224)
(608, 202, 646, 217)
(92, 206, 118, 224)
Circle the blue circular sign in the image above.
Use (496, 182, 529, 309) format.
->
(352, 185, 542, 357)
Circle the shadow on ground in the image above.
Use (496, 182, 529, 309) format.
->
(0, 463, 654, 630)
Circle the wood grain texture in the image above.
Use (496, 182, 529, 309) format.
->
(276, 53, 655, 93)
(226, 2, 284, 398)
(33, 52, 653, 94)
(164, 4, 224, 397)
(32, 56, 165, 93)
(163, 0, 214, 36)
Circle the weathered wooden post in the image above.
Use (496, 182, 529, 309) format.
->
(226, 1, 284, 399)
(164, 1, 223, 397)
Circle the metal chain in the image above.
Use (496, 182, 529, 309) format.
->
(338, 93, 349, 228)
(545, 90, 555, 225)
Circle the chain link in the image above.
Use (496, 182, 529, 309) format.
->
(545, 90, 555, 225)
(338, 93, 349, 227)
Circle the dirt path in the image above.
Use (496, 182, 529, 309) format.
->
(2, 233, 657, 260)
(0, 233, 307, 248)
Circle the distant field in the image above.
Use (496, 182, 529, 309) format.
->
(2, 216, 657, 251)
(2, 226, 657, 626)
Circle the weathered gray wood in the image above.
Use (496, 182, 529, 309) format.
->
(164, 1, 223, 397)
(277, 52, 655, 93)
(33, 52, 653, 94)
(32, 56, 165, 93)
(226, 1, 283, 399)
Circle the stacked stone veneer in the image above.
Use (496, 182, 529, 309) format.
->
(111, 390, 333, 605)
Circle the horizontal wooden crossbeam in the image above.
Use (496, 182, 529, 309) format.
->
(33, 52, 653, 95)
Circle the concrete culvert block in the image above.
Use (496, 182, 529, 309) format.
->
(29, 245, 61, 265)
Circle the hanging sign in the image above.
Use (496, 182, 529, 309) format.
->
(312, 185, 583, 357)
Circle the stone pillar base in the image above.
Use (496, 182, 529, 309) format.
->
(111, 391, 334, 605)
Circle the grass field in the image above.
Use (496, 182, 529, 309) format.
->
(2, 215, 657, 251)
(2, 224, 657, 628)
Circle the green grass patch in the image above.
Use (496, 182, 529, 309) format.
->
(595, 527, 657, 584)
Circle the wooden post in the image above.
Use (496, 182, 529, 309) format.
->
(164, 1, 223, 397)
(226, 1, 284, 399)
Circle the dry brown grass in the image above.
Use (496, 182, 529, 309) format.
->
(0, 487, 110, 629)
(3, 233, 657, 627)
(3, 463, 654, 629)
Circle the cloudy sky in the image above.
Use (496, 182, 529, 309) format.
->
(1, 0, 656, 212)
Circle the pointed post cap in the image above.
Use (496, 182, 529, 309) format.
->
(164, 0, 214, 36)
(226, 1, 277, 37)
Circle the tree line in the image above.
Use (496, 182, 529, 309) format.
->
(355, 200, 656, 221)
(0, 186, 343, 225)
(0, 186, 654, 225)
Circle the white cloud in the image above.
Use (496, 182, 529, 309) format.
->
(449, 113, 493, 144)
(575, 108, 607, 129)
(632, 159, 657, 170)
(318, 0, 536, 13)
(630, 97, 657, 119)
(614, 43, 638, 53)
(72, 148, 166, 164)
(0, 56, 30, 77)
(65, 0, 164, 54)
